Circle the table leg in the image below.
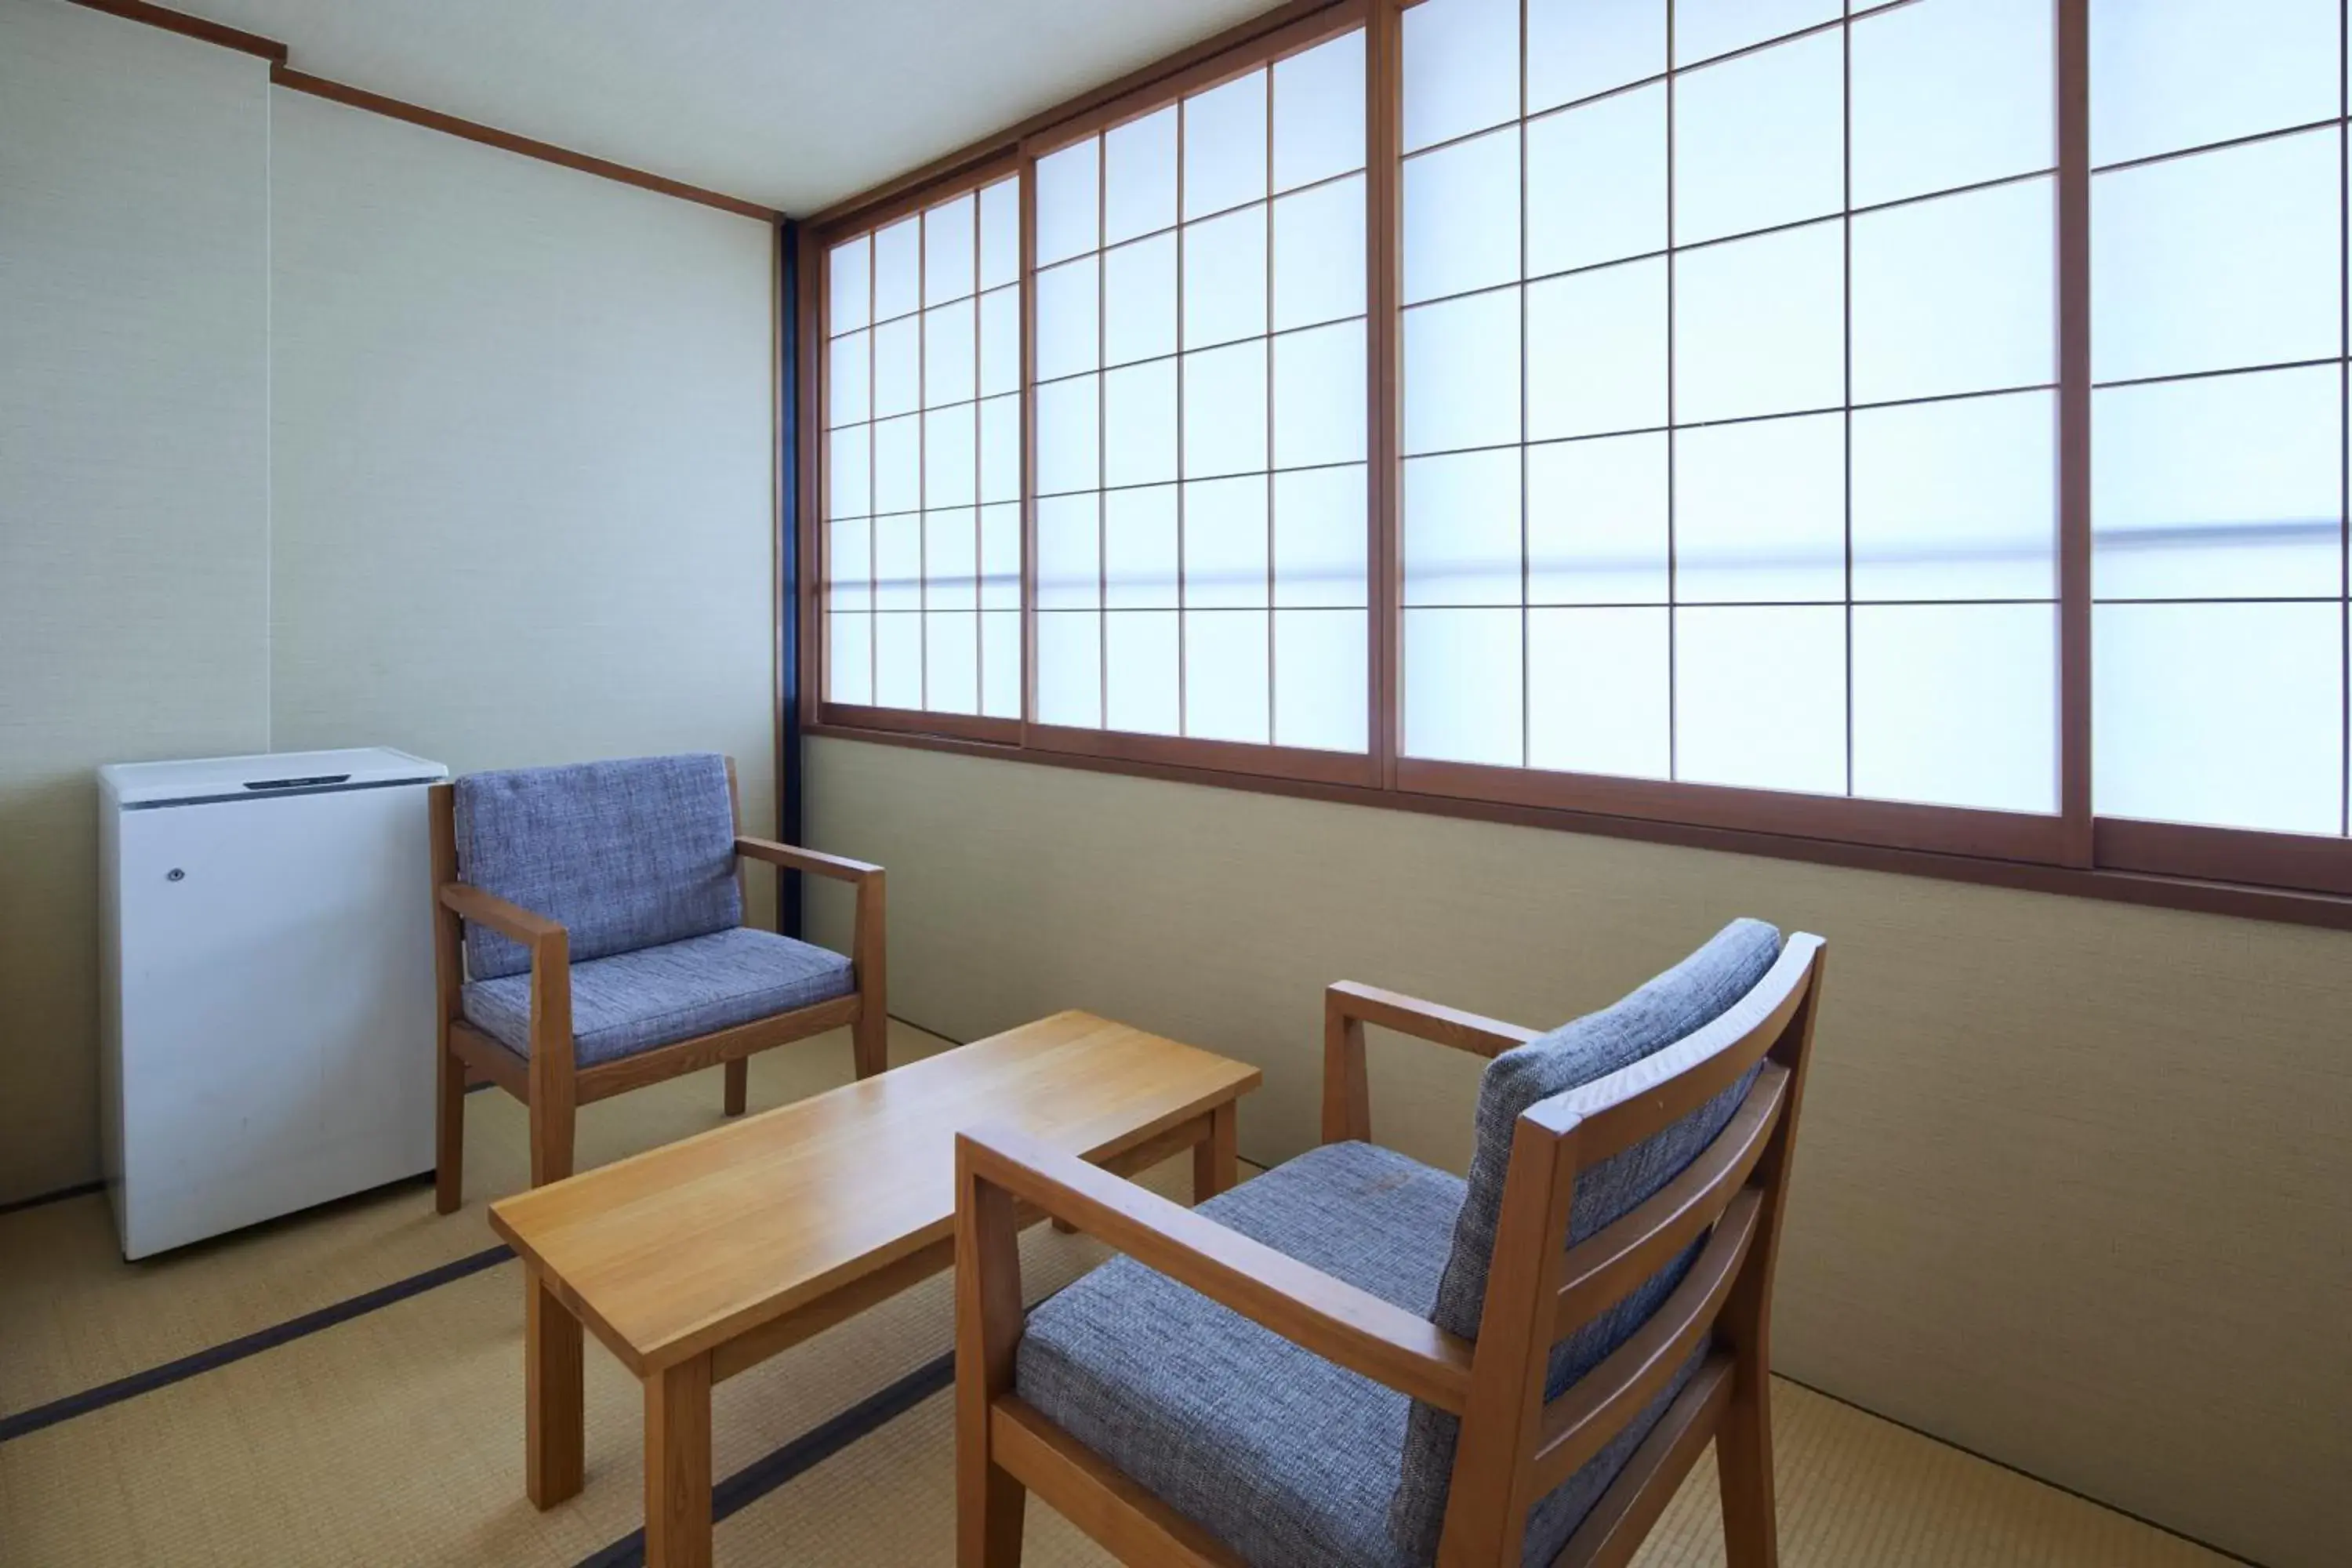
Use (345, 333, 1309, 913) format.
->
(525, 1266, 584, 1508)
(1193, 1100, 1239, 1203)
(645, 1354, 714, 1568)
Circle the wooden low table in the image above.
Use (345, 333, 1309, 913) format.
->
(486, 1010, 1261, 1568)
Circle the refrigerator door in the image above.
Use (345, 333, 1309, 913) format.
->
(113, 777, 440, 1257)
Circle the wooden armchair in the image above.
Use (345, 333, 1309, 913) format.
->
(430, 752, 886, 1208)
(955, 922, 1825, 1568)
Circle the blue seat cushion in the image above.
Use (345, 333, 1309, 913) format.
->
(454, 753, 742, 981)
(460, 927, 853, 1067)
(1017, 1143, 1698, 1567)
(1391, 919, 1784, 1563)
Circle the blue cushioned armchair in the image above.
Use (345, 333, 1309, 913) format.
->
(954, 922, 1825, 1568)
(428, 753, 886, 1208)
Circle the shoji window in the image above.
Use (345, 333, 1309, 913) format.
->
(2089, 0, 2350, 840)
(1029, 27, 1373, 754)
(822, 176, 1023, 720)
(1396, 0, 2060, 818)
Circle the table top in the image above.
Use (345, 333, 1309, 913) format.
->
(488, 1011, 1261, 1374)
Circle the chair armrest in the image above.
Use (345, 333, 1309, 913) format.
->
(1322, 982, 1540, 1143)
(735, 835, 882, 883)
(438, 883, 566, 950)
(956, 1123, 1473, 1414)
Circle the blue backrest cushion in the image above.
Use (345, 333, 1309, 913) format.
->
(453, 753, 742, 980)
(1389, 918, 1784, 1561)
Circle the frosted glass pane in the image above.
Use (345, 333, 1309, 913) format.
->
(1403, 0, 1520, 154)
(1673, 220, 1844, 423)
(873, 314, 920, 419)
(1675, 0, 1836, 66)
(829, 237, 871, 334)
(1275, 465, 1369, 608)
(922, 404, 975, 509)
(2090, 0, 2343, 167)
(1853, 604, 2056, 811)
(1851, 0, 2053, 208)
(1526, 258, 1668, 440)
(872, 414, 921, 516)
(978, 395, 1020, 506)
(923, 300, 976, 408)
(1035, 611, 1102, 728)
(1852, 178, 2055, 405)
(2092, 132, 2343, 383)
(2093, 366, 2344, 600)
(924, 193, 975, 305)
(1034, 374, 1099, 495)
(1103, 359, 1179, 489)
(873, 513, 921, 612)
(1675, 414, 1846, 603)
(1184, 474, 1270, 608)
(1526, 431, 1668, 604)
(1403, 607, 1523, 764)
(980, 502, 1021, 609)
(1403, 448, 1521, 605)
(1184, 70, 1269, 219)
(978, 179, 1019, 290)
(828, 612, 871, 704)
(980, 611, 1021, 717)
(978, 285, 1019, 397)
(1853, 391, 2056, 601)
(829, 516, 871, 610)
(1105, 234, 1178, 365)
(1105, 610, 1181, 735)
(1183, 205, 1269, 350)
(1526, 85, 1667, 276)
(1528, 0, 1665, 112)
(875, 615, 922, 709)
(1272, 176, 1367, 331)
(1274, 31, 1367, 192)
(1105, 485, 1179, 609)
(1181, 341, 1269, 479)
(925, 610, 978, 713)
(828, 425, 869, 518)
(1403, 128, 1520, 305)
(828, 330, 869, 426)
(1036, 493, 1100, 610)
(925, 508, 977, 608)
(1527, 607, 1671, 778)
(1036, 256, 1100, 383)
(1403, 289, 1522, 454)
(1106, 106, 1177, 245)
(1036, 138, 1101, 267)
(1185, 610, 1272, 742)
(1675, 30, 1843, 247)
(1273, 320, 1367, 470)
(873, 216, 920, 321)
(2095, 601, 2344, 832)
(1674, 606, 1846, 793)
(1275, 610, 1370, 751)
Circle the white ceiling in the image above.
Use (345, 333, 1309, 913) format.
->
(172, 0, 1274, 215)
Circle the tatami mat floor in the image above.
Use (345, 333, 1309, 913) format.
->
(0, 1019, 2234, 1567)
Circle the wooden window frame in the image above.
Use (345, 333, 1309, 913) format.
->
(796, 0, 2352, 929)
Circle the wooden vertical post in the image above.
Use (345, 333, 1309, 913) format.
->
(524, 1267, 585, 1508)
(428, 783, 467, 1214)
(645, 1355, 715, 1568)
(956, 1136, 1029, 1568)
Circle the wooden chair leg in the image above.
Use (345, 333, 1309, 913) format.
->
(434, 1039, 466, 1214)
(529, 1088, 576, 1188)
(1716, 1370, 1779, 1568)
(852, 1005, 888, 1080)
(723, 1056, 749, 1116)
(957, 1142, 1028, 1568)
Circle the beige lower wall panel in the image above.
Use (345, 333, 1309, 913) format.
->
(804, 735, 2350, 1568)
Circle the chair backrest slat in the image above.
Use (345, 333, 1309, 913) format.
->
(1523, 935, 1822, 1162)
(1552, 1060, 1788, 1338)
(1529, 1189, 1762, 1497)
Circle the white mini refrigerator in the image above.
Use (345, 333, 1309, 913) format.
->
(99, 748, 448, 1258)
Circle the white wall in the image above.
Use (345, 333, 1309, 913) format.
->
(0, 0, 274, 1200)
(0, 0, 779, 1201)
